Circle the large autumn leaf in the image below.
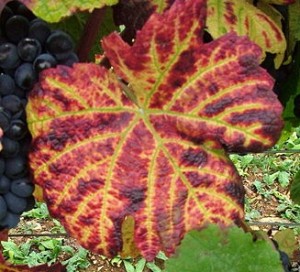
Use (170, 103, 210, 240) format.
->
(27, 0, 283, 260)
(206, 0, 287, 68)
(0, 0, 118, 23)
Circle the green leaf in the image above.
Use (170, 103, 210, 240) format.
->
(146, 262, 162, 272)
(263, 172, 278, 186)
(62, 248, 90, 271)
(290, 170, 300, 204)
(40, 240, 59, 250)
(273, 229, 298, 258)
(0, 239, 67, 271)
(278, 171, 290, 187)
(287, 0, 300, 55)
(18, 0, 119, 23)
(123, 260, 135, 272)
(1, 241, 25, 261)
(135, 258, 146, 272)
(156, 251, 168, 261)
(280, 45, 300, 128)
(164, 225, 284, 272)
(289, 2, 300, 39)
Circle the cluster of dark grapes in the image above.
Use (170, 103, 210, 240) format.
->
(0, 1, 78, 229)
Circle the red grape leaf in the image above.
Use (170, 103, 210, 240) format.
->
(0, 0, 118, 23)
(27, 0, 283, 260)
(27, 63, 245, 260)
(103, 0, 283, 152)
(206, 0, 287, 68)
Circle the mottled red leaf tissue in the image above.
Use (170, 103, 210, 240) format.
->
(27, 0, 283, 261)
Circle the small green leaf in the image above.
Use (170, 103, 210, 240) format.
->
(291, 170, 300, 204)
(263, 172, 278, 186)
(164, 225, 283, 272)
(135, 258, 146, 272)
(156, 251, 168, 261)
(146, 262, 162, 272)
(123, 260, 136, 272)
(40, 240, 57, 250)
(278, 171, 290, 187)
(62, 247, 90, 271)
(273, 229, 298, 258)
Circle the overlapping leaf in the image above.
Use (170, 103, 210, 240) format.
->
(286, 0, 300, 58)
(164, 225, 284, 272)
(206, 0, 287, 68)
(255, 1, 284, 31)
(113, 0, 287, 67)
(103, 0, 283, 152)
(273, 229, 298, 258)
(289, 1, 300, 39)
(27, 0, 283, 260)
(0, 0, 119, 23)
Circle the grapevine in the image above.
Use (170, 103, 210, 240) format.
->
(0, 0, 298, 271)
(0, 1, 78, 229)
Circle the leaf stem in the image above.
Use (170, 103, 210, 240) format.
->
(77, 7, 107, 62)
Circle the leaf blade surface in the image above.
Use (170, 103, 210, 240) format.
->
(206, 0, 287, 68)
(27, 63, 244, 260)
(164, 225, 284, 272)
(27, 0, 283, 260)
(18, 0, 118, 23)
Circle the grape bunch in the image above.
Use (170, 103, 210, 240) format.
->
(0, 1, 78, 229)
